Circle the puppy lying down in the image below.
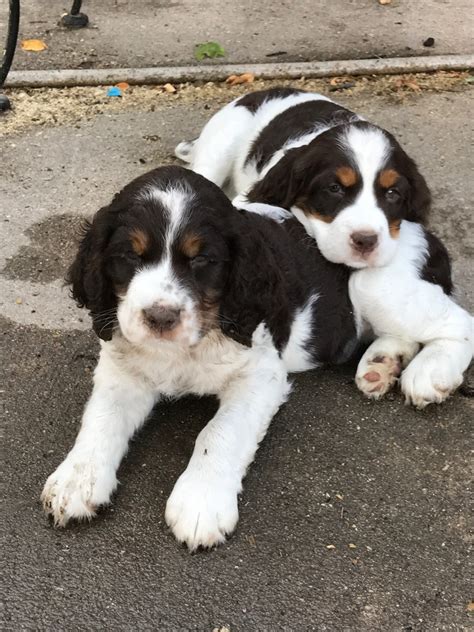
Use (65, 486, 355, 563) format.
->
(42, 167, 472, 550)
(176, 87, 474, 406)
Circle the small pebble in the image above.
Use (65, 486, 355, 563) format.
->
(423, 37, 435, 47)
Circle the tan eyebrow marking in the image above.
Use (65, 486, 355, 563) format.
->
(336, 166, 357, 187)
(379, 169, 400, 189)
(181, 233, 202, 258)
(130, 229, 149, 255)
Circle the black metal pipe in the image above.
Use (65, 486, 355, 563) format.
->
(61, 0, 88, 29)
(70, 0, 82, 16)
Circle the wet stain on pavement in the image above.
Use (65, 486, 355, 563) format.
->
(2, 214, 84, 283)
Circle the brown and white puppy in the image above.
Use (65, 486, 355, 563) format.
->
(176, 88, 431, 270)
(175, 88, 473, 406)
(42, 166, 360, 550)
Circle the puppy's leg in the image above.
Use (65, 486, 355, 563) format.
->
(356, 336, 420, 399)
(165, 325, 290, 550)
(41, 349, 156, 525)
(177, 100, 254, 187)
(351, 272, 473, 408)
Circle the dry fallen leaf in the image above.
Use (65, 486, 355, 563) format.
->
(21, 39, 48, 52)
(394, 77, 421, 92)
(405, 81, 421, 91)
(378, 0, 392, 4)
(467, 601, 474, 612)
(116, 82, 130, 91)
(226, 72, 255, 86)
(349, 543, 357, 549)
(163, 83, 176, 93)
(326, 544, 336, 549)
(246, 534, 256, 547)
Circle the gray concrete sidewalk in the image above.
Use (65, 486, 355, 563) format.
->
(8, 0, 474, 73)
(1, 79, 473, 630)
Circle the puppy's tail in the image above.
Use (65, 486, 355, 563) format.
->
(174, 139, 197, 163)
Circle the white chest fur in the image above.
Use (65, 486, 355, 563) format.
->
(99, 329, 251, 397)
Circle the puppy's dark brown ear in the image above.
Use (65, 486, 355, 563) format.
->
(399, 152, 431, 224)
(246, 147, 308, 209)
(67, 206, 117, 341)
(219, 215, 291, 349)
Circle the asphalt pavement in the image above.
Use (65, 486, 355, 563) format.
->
(1, 81, 473, 629)
(7, 0, 474, 71)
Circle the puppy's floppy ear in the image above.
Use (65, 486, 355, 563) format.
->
(246, 147, 308, 209)
(219, 214, 291, 348)
(404, 155, 431, 224)
(67, 206, 117, 341)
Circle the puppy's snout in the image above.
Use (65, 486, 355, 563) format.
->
(350, 231, 378, 254)
(143, 305, 181, 332)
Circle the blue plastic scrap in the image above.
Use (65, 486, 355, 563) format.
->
(106, 86, 122, 97)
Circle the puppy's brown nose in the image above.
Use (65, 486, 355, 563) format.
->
(351, 231, 378, 254)
(143, 305, 181, 331)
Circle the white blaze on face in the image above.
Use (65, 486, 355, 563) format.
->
(297, 126, 400, 269)
(117, 186, 201, 346)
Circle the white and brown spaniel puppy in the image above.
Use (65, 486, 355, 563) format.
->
(176, 88, 473, 406)
(42, 165, 358, 549)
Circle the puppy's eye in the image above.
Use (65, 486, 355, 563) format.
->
(386, 188, 401, 201)
(190, 254, 213, 268)
(328, 183, 343, 194)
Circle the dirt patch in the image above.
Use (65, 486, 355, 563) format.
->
(2, 71, 472, 136)
(2, 214, 84, 282)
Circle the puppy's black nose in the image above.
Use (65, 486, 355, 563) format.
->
(143, 305, 181, 331)
(351, 231, 378, 253)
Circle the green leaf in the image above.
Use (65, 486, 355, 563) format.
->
(465, 76, 474, 84)
(195, 41, 226, 61)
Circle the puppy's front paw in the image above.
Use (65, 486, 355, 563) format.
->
(41, 454, 118, 526)
(165, 472, 239, 551)
(356, 353, 402, 399)
(400, 352, 463, 408)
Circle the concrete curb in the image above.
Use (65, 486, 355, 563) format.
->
(6, 54, 474, 88)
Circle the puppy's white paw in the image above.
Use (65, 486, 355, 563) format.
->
(400, 351, 463, 408)
(174, 139, 195, 162)
(356, 353, 403, 399)
(165, 471, 239, 551)
(41, 454, 118, 526)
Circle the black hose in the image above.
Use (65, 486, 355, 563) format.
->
(0, 0, 20, 87)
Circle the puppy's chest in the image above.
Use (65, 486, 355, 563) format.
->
(112, 331, 249, 396)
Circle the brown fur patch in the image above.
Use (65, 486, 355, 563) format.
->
(311, 211, 335, 224)
(336, 166, 357, 187)
(181, 233, 202, 258)
(389, 219, 401, 238)
(130, 229, 149, 256)
(199, 299, 219, 333)
(379, 169, 400, 189)
(297, 200, 334, 223)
